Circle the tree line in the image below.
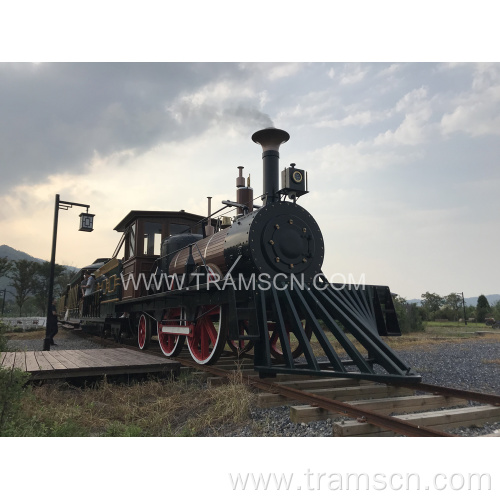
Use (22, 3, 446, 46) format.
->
(394, 291, 499, 333)
(419, 291, 498, 323)
(0, 257, 73, 316)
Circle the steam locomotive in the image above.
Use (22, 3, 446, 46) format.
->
(59, 128, 421, 383)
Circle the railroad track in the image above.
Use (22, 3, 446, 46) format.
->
(175, 356, 500, 437)
(69, 327, 500, 437)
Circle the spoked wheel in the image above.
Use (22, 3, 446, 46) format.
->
(227, 321, 254, 357)
(268, 320, 313, 362)
(158, 308, 186, 357)
(137, 313, 152, 350)
(187, 305, 227, 365)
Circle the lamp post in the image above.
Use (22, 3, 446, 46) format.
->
(43, 194, 94, 351)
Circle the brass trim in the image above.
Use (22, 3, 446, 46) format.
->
(94, 257, 120, 278)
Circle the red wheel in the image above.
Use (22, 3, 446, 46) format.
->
(158, 308, 186, 357)
(227, 321, 254, 356)
(268, 320, 312, 362)
(137, 313, 152, 350)
(187, 305, 227, 365)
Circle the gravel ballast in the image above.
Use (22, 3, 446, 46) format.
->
(224, 338, 500, 437)
(395, 340, 500, 395)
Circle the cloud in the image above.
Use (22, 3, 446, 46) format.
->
(275, 89, 341, 121)
(168, 79, 273, 132)
(373, 107, 433, 146)
(377, 63, 403, 77)
(237, 62, 305, 82)
(1, 62, 499, 299)
(339, 63, 370, 85)
(314, 110, 380, 129)
(305, 141, 409, 176)
(471, 62, 500, 91)
(439, 63, 500, 137)
(267, 63, 304, 81)
(440, 85, 500, 137)
(0, 125, 263, 266)
(0, 62, 271, 195)
(373, 87, 434, 146)
(394, 87, 428, 112)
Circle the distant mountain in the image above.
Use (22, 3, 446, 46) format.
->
(407, 294, 500, 307)
(0, 244, 46, 264)
(0, 244, 79, 296)
(463, 295, 500, 307)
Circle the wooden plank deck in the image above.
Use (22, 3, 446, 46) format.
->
(0, 348, 180, 380)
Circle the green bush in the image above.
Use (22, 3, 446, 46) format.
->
(0, 321, 6, 353)
(0, 322, 31, 436)
(0, 366, 30, 436)
(476, 295, 491, 323)
(491, 300, 500, 321)
(394, 297, 424, 334)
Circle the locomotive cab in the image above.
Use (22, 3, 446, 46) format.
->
(113, 210, 210, 299)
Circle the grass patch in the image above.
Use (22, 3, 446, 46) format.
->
(424, 321, 489, 332)
(273, 320, 500, 359)
(3, 370, 256, 437)
(200, 319, 487, 358)
(5, 329, 66, 341)
(0, 367, 31, 436)
(5, 330, 46, 340)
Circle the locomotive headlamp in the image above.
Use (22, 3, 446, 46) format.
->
(79, 212, 95, 232)
(280, 163, 308, 199)
(292, 170, 303, 183)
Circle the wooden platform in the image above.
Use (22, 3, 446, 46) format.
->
(0, 348, 180, 381)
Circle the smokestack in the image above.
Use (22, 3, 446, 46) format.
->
(236, 166, 245, 188)
(206, 196, 214, 236)
(252, 127, 290, 205)
(236, 167, 253, 215)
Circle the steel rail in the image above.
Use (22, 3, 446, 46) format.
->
(392, 381, 500, 406)
(177, 358, 452, 437)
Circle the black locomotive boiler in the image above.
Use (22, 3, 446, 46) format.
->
(60, 127, 421, 383)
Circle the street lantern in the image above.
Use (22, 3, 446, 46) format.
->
(79, 212, 95, 232)
(43, 194, 94, 351)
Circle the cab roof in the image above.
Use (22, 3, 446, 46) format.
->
(113, 210, 204, 232)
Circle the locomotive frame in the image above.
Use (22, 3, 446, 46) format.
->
(58, 127, 421, 383)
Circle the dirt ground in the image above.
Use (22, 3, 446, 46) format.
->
(4, 328, 75, 341)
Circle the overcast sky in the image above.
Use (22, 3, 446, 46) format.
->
(0, 62, 499, 300)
